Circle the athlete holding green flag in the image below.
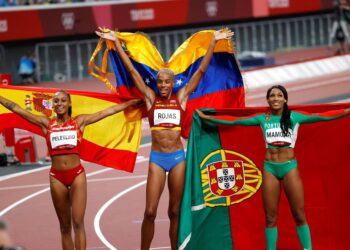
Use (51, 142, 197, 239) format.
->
(197, 85, 350, 250)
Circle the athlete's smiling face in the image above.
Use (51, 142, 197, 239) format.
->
(53, 91, 71, 116)
(157, 72, 174, 98)
(267, 88, 286, 113)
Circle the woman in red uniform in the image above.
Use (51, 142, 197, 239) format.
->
(96, 28, 233, 249)
(0, 90, 140, 250)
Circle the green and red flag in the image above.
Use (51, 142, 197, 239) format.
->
(179, 103, 350, 249)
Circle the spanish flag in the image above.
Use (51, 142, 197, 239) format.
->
(89, 30, 245, 138)
(0, 85, 142, 172)
(179, 103, 350, 249)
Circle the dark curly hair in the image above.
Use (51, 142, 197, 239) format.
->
(266, 85, 291, 136)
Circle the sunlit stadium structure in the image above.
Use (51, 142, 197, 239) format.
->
(0, 0, 339, 83)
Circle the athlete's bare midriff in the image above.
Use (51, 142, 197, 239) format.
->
(151, 129, 183, 152)
(265, 147, 295, 162)
(51, 154, 81, 170)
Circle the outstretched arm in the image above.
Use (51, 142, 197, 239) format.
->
(95, 28, 155, 105)
(293, 108, 350, 124)
(76, 99, 143, 131)
(196, 109, 260, 126)
(177, 29, 234, 109)
(0, 95, 49, 132)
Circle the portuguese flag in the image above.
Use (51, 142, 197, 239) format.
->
(178, 103, 350, 249)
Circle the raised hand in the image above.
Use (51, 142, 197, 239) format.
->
(95, 27, 117, 41)
(214, 28, 234, 41)
(196, 109, 210, 120)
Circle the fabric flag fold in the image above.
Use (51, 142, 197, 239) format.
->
(0, 85, 142, 172)
(179, 103, 350, 249)
(89, 30, 245, 138)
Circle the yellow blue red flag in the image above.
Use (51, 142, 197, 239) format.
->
(89, 30, 245, 138)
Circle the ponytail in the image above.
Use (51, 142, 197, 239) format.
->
(280, 102, 291, 136)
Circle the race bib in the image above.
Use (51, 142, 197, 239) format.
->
(154, 109, 180, 125)
(50, 130, 77, 149)
(265, 127, 293, 146)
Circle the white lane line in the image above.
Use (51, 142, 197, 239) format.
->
(88, 175, 147, 183)
(94, 180, 148, 250)
(86, 247, 108, 250)
(0, 143, 151, 217)
(139, 247, 171, 250)
(86, 247, 109, 250)
(135, 247, 171, 250)
(95, 151, 184, 249)
(0, 188, 50, 217)
(0, 169, 111, 217)
(335, 98, 350, 103)
(0, 175, 149, 191)
(247, 75, 350, 100)
(0, 166, 51, 182)
(0, 183, 48, 191)
(94, 157, 149, 250)
(0, 142, 151, 182)
(132, 218, 168, 224)
(149, 247, 171, 250)
(0, 168, 125, 217)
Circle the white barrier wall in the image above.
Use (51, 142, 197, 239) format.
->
(243, 54, 350, 90)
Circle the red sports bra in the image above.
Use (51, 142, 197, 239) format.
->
(46, 118, 82, 156)
(148, 95, 184, 131)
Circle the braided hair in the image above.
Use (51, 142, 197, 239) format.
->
(266, 85, 291, 136)
(55, 90, 72, 117)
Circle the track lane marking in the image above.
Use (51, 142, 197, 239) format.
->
(0, 143, 151, 217)
(0, 175, 148, 191)
(0, 143, 151, 182)
(247, 75, 350, 100)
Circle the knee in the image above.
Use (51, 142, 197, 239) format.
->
(60, 223, 72, 235)
(291, 207, 306, 225)
(72, 219, 85, 232)
(168, 206, 180, 221)
(144, 208, 157, 223)
(265, 211, 278, 227)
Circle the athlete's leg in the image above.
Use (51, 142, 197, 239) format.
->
(141, 162, 166, 250)
(262, 170, 281, 250)
(50, 176, 73, 250)
(283, 167, 311, 249)
(167, 160, 186, 250)
(70, 171, 87, 250)
(283, 167, 306, 225)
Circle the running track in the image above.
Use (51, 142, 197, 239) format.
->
(0, 70, 349, 249)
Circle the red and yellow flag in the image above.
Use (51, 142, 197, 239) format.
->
(0, 85, 142, 172)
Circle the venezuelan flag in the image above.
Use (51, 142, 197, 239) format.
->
(89, 30, 245, 138)
(0, 85, 142, 172)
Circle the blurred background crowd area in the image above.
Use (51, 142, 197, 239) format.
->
(0, 0, 349, 84)
(0, 0, 112, 7)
